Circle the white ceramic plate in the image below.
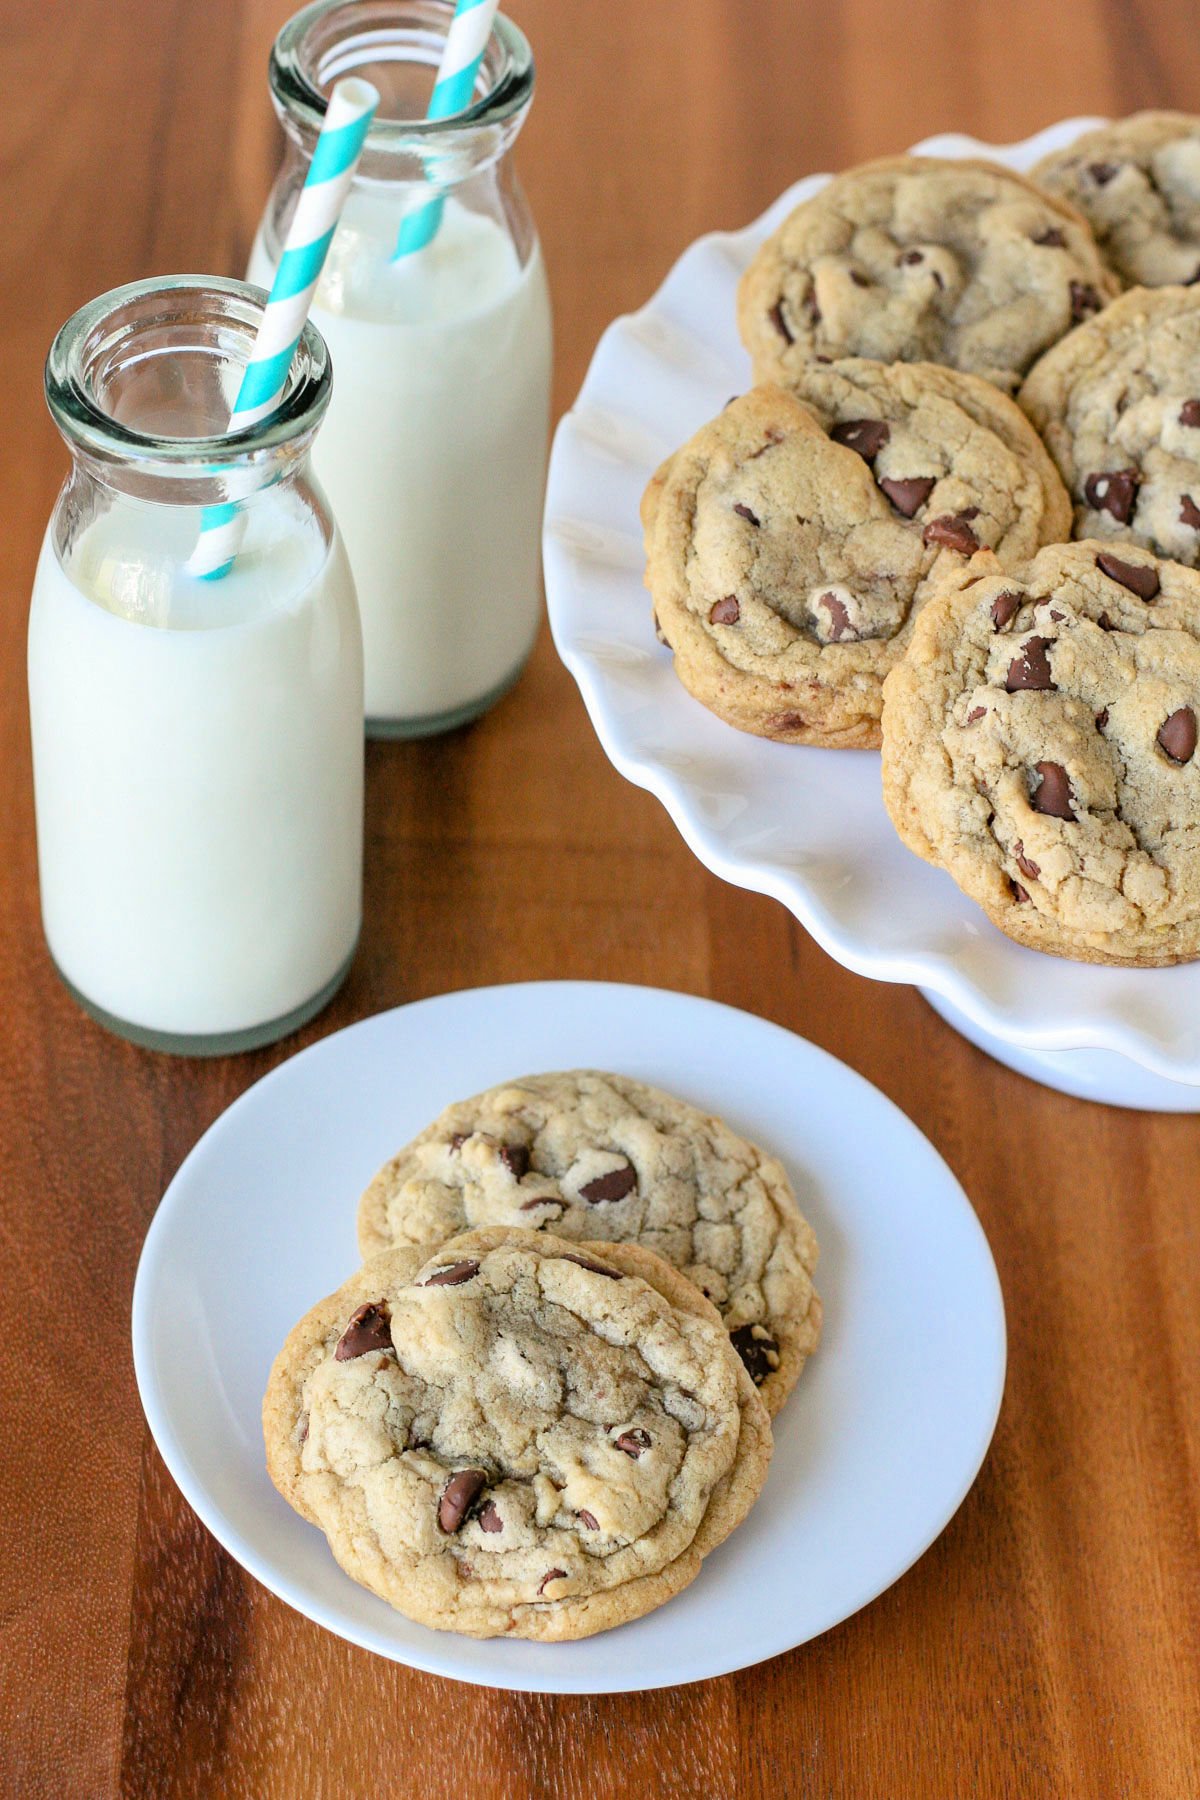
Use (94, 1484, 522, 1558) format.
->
(132, 981, 1005, 1693)
(543, 120, 1200, 1095)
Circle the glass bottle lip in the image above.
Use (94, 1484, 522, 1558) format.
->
(44, 274, 331, 473)
(270, 0, 535, 146)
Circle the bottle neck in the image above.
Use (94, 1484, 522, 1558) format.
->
(45, 276, 330, 508)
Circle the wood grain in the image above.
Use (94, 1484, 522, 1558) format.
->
(0, 1, 1198, 1795)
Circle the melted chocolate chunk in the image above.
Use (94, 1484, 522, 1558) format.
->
(478, 1500, 504, 1534)
(1096, 552, 1160, 600)
(1084, 468, 1139, 524)
(1181, 495, 1200, 530)
(423, 1259, 481, 1287)
(830, 417, 890, 463)
(538, 1569, 567, 1596)
(334, 1301, 392, 1362)
(559, 1252, 622, 1279)
(1088, 161, 1119, 184)
(819, 593, 853, 641)
(1033, 226, 1066, 248)
(579, 1162, 637, 1204)
(614, 1429, 651, 1458)
(730, 1322, 780, 1386)
(577, 1510, 600, 1531)
(878, 474, 935, 518)
(990, 589, 1022, 630)
(1031, 761, 1075, 820)
(768, 299, 793, 344)
(733, 502, 760, 526)
(1014, 841, 1041, 881)
(1158, 707, 1197, 764)
(438, 1469, 488, 1533)
(923, 509, 981, 554)
(1005, 636, 1055, 692)
(499, 1143, 531, 1180)
(709, 594, 740, 625)
(1070, 281, 1103, 323)
(1180, 399, 1200, 429)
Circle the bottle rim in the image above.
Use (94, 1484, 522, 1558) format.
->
(45, 275, 331, 472)
(270, 0, 535, 146)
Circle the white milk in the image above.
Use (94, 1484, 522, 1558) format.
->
(248, 197, 552, 730)
(28, 506, 363, 1043)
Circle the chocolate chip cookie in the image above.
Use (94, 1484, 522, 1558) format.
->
(263, 1229, 772, 1640)
(881, 541, 1200, 964)
(1019, 285, 1200, 564)
(642, 377, 1070, 747)
(357, 1069, 820, 1416)
(739, 156, 1117, 395)
(1033, 113, 1200, 289)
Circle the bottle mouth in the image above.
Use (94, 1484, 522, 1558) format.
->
(45, 275, 331, 475)
(270, 0, 534, 149)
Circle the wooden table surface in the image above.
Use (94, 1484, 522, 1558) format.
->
(3, 1, 1200, 1795)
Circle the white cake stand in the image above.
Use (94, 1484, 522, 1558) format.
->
(543, 117, 1200, 1113)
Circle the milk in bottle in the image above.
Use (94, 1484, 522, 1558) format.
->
(28, 277, 363, 1053)
(252, 1, 551, 736)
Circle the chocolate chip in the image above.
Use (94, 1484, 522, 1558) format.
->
(1033, 226, 1066, 248)
(768, 299, 793, 344)
(653, 612, 670, 647)
(1180, 399, 1200, 428)
(559, 1252, 622, 1279)
(1157, 706, 1197, 764)
(448, 1132, 468, 1153)
(578, 1510, 599, 1531)
(1096, 707, 1109, 730)
(519, 1193, 562, 1212)
(499, 1143, 530, 1179)
(1014, 840, 1041, 881)
(1097, 612, 1114, 632)
(538, 1569, 567, 1595)
(334, 1301, 392, 1361)
(850, 269, 870, 287)
(1010, 879, 1031, 903)
(899, 248, 925, 265)
(614, 1429, 651, 1458)
(579, 1162, 637, 1204)
(709, 594, 740, 625)
(768, 711, 808, 734)
(1096, 552, 1159, 600)
(1070, 281, 1102, 323)
(819, 594, 853, 640)
(966, 705, 987, 723)
(297, 1411, 309, 1443)
(730, 1323, 780, 1386)
(423, 1259, 481, 1287)
(1088, 161, 1119, 184)
(478, 1500, 504, 1533)
(438, 1468, 488, 1533)
(1005, 635, 1055, 692)
(1181, 495, 1200, 530)
(733, 502, 760, 526)
(1084, 468, 1139, 523)
(1032, 761, 1075, 820)
(923, 510, 981, 554)
(830, 418, 890, 463)
(878, 474, 935, 517)
(990, 589, 1022, 629)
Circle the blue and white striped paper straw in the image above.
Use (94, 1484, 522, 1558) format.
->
(189, 76, 379, 580)
(393, 0, 500, 260)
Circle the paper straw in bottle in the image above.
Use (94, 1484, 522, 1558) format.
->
(188, 76, 379, 580)
(393, 0, 500, 260)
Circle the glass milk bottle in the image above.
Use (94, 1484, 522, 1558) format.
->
(28, 277, 363, 1054)
(248, 0, 552, 737)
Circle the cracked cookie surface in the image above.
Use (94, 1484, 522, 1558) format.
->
(1019, 284, 1200, 564)
(642, 378, 1070, 747)
(881, 540, 1200, 964)
(263, 1229, 772, 1640)
(738, 156, 1117, 394)
(357, 1068, 820, 1415)
(1033, 113, 1200, 289)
